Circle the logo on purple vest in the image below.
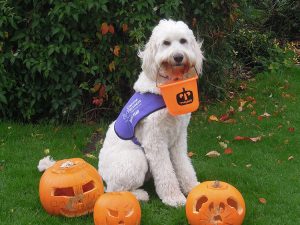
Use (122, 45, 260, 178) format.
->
(114, 92, 166, 145)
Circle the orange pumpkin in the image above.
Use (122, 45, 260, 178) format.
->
(186, 181, 246, 225)
(39, 158, 104, 217)
(94, 192, 141, 225)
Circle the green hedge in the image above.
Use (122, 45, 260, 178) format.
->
(0, 0, 295, 122)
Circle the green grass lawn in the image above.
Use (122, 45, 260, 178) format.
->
(0, 66, 299, 225)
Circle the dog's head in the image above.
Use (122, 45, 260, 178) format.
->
(139, 19, 204, 83)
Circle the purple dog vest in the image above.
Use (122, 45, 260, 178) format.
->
(114, 92, 166, 145)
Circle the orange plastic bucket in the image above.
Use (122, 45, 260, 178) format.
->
(159, 76, 200, 116)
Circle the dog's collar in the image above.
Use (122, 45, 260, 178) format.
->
(114, 92, 166, 146)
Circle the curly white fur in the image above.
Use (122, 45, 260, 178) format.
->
(98, 19, 204, 207)
(37, 156, 56, 172)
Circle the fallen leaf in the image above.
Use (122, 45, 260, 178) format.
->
(202, 105, 208, 112)
(239, 82, 247, 90)
(246, 164, 252, 168)
(288, 156, 294, 161)
(224, 148, 233, 155)
(219, 142, 228, 149)
(188, 152, 196, 157)
(261, 112, 271, 118)
(246, 96, 256, 102)
(234, 136, 262, 142)
(282, 92, 291, 98)
(44, 148, 50, 155)
(228, 91, 235, 99)
(231, 163, 237, 167)
(206, 150, 220, 158)
(284, 139, 289, 144)
(257, 116, 263, 121)
(219, 114, 230, 122)
(259, 198, 267, 204)
(223, 118, 237, 124)
(247, 104, 254, 109)
(288, 127, 295, 132)
(251, 110, 257, 116)
(229, 106, 235, 115)
(238, 99, 247, 112)
(208, 115, 219, 122)
(249, 136, 261, 142)
(234, 136, 247, 141)
(85, 153, 97, 159)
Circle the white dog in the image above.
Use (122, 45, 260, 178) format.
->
(98, 19, 204, 207)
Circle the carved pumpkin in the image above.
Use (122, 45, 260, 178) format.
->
(39, 158, 104, 217)
(186, 181, 246, 225)
(94, 192, 141, 225)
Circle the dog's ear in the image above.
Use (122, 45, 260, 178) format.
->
(138, 39, 158, 81)
(192, 40, 204, 76)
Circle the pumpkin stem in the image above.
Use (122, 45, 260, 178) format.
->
(212, 180, 221, 188)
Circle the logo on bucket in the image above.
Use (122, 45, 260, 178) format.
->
(176, 88, 194, 106)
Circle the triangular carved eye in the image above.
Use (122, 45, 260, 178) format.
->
(227, 197, 238, 210)
(227, 197, 244, 215)
(82, 180, 95, 193)
(108, 209, 118, 217)
(194, 196, 208, 213)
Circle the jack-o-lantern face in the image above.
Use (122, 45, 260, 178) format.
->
(176, 88, 194, 105)
(94, 192, 141, 225)
(186, 181, 246, 225)
(39, 158, 104, 217)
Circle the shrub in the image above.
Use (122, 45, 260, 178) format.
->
(251, 0, 300, 40)
(0, 0, 295, 122)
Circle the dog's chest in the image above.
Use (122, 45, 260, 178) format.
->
(137, 108, 190, 146)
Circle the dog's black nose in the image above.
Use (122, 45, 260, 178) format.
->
(173, 53, 184, 63)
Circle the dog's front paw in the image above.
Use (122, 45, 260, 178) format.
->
(162, 193, 186, 207)
(182, 181, 200, 196)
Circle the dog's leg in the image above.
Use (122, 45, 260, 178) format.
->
(142, 141, 186, 207)
(101, 148, 150, 202)
(170, 129, 199, 195)
(98, 126, 149, 201)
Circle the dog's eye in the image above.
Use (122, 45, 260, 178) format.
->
(180, 38, 187, 44)
(163, 40, 171, 46)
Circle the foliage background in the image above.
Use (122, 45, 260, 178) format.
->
(0, 0, 299, 122)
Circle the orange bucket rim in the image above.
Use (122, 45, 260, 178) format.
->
(158, 76, 198, 89)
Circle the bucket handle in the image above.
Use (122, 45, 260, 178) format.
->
(156, 66, 199, 87)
